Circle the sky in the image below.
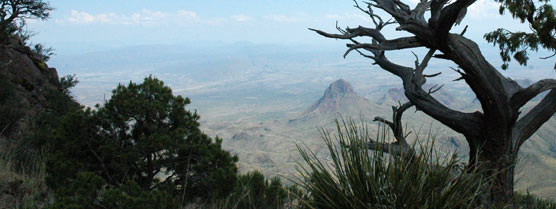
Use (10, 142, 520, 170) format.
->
(23, 0, 535, 56)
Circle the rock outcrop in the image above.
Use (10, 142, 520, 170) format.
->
(305, 79, 359, 114)
(0, 38, 61, 139)
(297, 79, 385, 124)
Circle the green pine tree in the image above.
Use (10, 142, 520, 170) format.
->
(45, 76, 238, 208)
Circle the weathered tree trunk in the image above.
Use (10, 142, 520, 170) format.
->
(480, 151, 515, 204)
(468, 135, 517, 205)
(466, 111, 521, 205)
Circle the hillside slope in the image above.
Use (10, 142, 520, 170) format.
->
(0, 38, 67, 208)
(0, 38, 60, 139)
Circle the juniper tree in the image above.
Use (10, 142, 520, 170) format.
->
(46, 76, 238, 207)
(311, 0, 556, 204)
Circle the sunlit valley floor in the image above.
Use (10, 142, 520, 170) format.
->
(51, 42, 556, 199)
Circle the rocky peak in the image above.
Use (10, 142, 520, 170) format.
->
(304, 79, 362, 114)
(323, 79, 355, 99)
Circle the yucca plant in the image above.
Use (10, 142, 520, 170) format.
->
(294, 114, 489, 209)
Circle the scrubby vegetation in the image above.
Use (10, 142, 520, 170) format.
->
(192, 171, 300, 209)
(0, 67, 79, 208)
(514, 192, 556, 209)
(2, 73, 556, 208)
(227, 171, 298, 209)
(0, 141, 49, 208)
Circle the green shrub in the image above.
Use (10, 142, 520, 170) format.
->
(195, 171, 301, 209)
(0, 136, 51, 209)
(32, 43, 54, 62)
(47, 172, 177, 209)
(513, 192, 556, 209)
(294, 119, 488, 209)
(232, 171, 288, 209)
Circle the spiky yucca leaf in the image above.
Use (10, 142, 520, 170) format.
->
(295, 118, 487, 209)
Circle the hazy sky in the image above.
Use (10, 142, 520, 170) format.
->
(25, 0, 533, 55)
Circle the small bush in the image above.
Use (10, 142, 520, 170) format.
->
(195, 171, 300, 209)
(513, 192, 556, 209)
(232, 171, 289, 209)
(32, 43, 54, 62)
(47, 172, 178, 209)
(58, 74, 78, 95)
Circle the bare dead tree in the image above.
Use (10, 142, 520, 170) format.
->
(311, 0, 556, 204)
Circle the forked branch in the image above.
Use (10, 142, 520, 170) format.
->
(510, 79, 556, 110)
(369, 102, 416, 158)
(514, 90, 556, 148)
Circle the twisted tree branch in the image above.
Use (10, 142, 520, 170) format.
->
(344, 37, 423, 57)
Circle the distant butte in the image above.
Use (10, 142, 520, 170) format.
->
(322, 79, 355, 99)
(304, 79, 363, 114)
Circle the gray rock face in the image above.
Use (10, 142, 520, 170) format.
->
(0, 38, 61, 139)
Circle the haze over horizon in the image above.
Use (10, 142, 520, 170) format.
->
(20, 0, 556, 114)
(26, 0, 542, 56)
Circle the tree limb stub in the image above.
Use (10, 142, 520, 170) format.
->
(370, 102, 416, 158)
(514, 90, 556, 148)
(435, 0, 475, 41)
(511, 79, 556, 110)
(309, 26, 386, 41)
(344, 37, 423, 57)
(368, 141, 415, 158)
